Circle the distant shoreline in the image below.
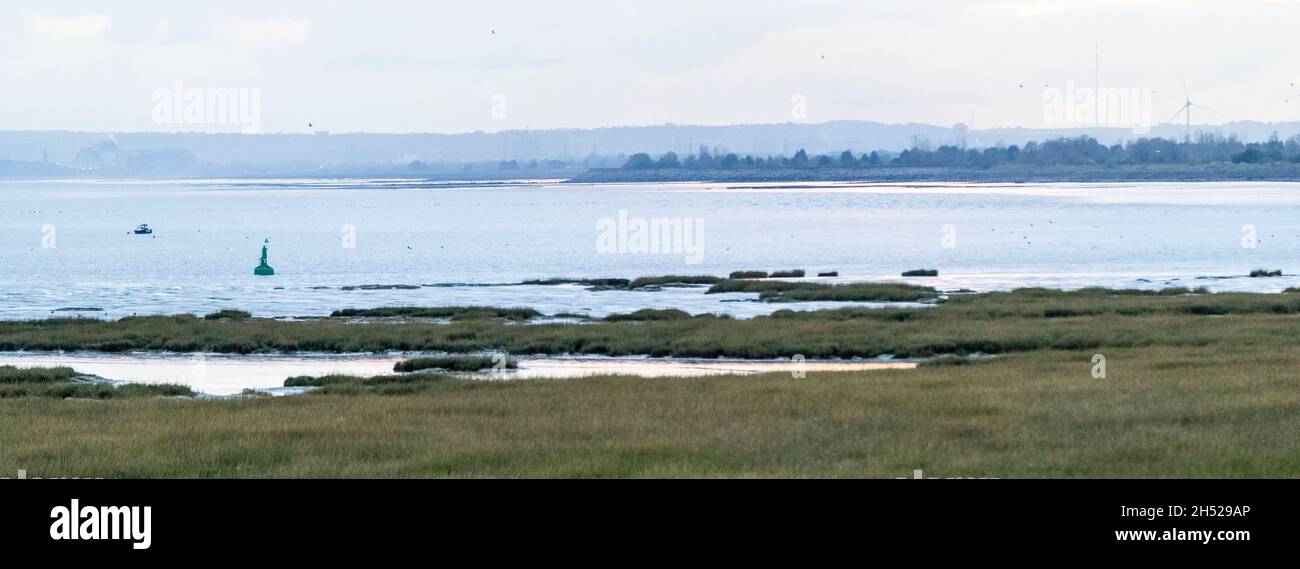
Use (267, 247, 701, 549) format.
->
(566, 163, 1300, 184)
(10, 163, 1300, 185)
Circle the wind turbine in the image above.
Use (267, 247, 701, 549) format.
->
(1167, 78, 1216, 143)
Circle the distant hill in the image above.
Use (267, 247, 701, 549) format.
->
(3, 120, 1300, 178)
(0, 122, 961, 166)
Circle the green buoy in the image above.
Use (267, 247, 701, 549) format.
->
(254, 238, 275, 276)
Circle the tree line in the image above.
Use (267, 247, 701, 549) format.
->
(621, 133, 1300, 169)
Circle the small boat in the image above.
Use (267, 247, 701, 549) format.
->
(133, 224, 153, 235)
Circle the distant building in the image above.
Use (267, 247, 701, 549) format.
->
(72, 139, 195, 173)
(73, 139, 127, 170)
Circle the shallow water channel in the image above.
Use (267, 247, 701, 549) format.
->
(0, 352, 917, 396)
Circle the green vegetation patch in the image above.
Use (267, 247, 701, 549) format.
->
(0, 365, 80, 384)
(7, 346, 1300, 477)
(523, 275, 722, 290)
(0, 366, 192, 399)
(284, 372, 452, 396)
(204, 309, 252, 320)
(11, 288, 1300, 361)
(330, 306, 541, 321)
(393, 355, 516, 373)
(626, 275, 722, 289)
(706, 279, 938, 302)
(604, 308, 694, 321)
(522, 278, 631, 288)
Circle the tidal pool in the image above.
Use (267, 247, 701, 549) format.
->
(0, 352, 916, 396)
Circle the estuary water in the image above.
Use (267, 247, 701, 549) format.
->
(4, 178, 1300, 319)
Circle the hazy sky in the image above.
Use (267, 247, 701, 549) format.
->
(4, 0, 1299, 134)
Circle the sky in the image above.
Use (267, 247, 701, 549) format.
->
(3, 0, 1299, 134)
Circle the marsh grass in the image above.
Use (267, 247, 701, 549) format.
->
(9, 289, 1300, 361)
(7, 289, 1300, 476)
(626, 275, 722, 289)
(521, 278, 631, 287)
(706, 279, 937, 302)
(0, 365, 79, 383)
(0, 366, 192, 399)
(3, 347, 1298, 477)
(283, 374, 365, 387)
(523, 275, 721, 290)
(204, 309, 252, 320)
(284, 372, 451, 394)
(604, 308, 718, 321)
(393, 355, 516, 372)
(771, 283, 936, 302)
(329, 306, 541, 321)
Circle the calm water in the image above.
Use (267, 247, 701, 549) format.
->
(4, 178, 1300, 319)
(0, 352, 916, 396)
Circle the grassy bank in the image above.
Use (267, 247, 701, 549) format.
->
(329, 306, 540, 321)
(7, 288, 1300, 358)
(6, 287, 1300, 477)
(284, 372, 452, 395)
(2, 346, 1297, 477)
(523, 275, 724, 290)
(705, 279, 937, 301)
(393, 355, 516, 372)
(0, 365, 193, 399)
